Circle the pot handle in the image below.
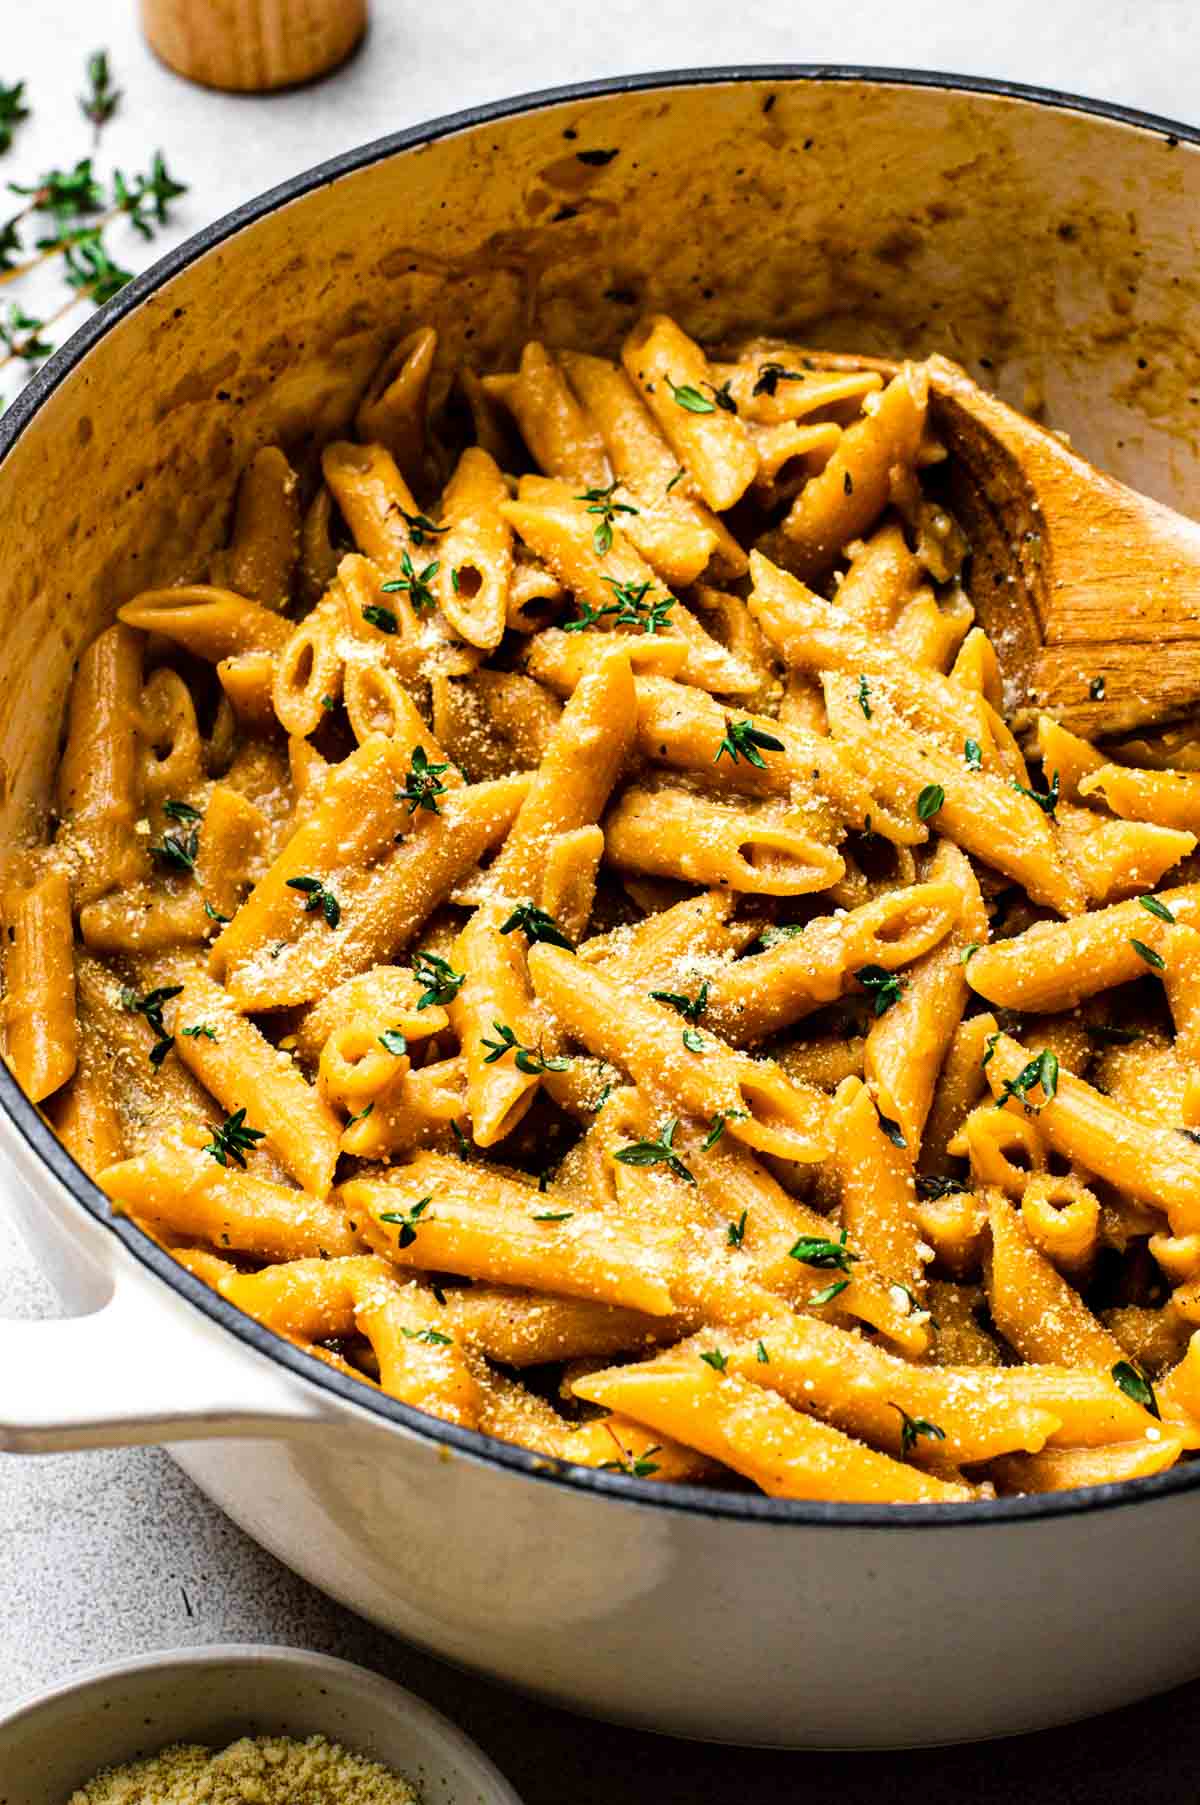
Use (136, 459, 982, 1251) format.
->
(0, 1264, 337, 1453)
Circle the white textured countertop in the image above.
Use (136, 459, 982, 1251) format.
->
(4, 1, 1200, 1797)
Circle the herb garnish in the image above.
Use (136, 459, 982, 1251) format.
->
(1138, 895, 1176, 924)
(916, 1174, 967, 1199)
(699, 1348, 728, 1372)
(203, 1106, 266, 1170)
(598, 1423, 662, 1478)
(996, 1048, 1058, 1111)
(855, 964, 905, 1017)
(499, 901, 573, 948)
(79, 53, 120, 141)
(286, 874, 340, 928)
(575, 480, 638, 555)
(681, 1027, 706, 1053)
(1112, 1360, 1160, 1418)
(727, 1209, 748, 1247)
(121, 983, 182, 1067)
(809, 1278, 851, 1306)
(756, 1339, 770, 1362)
(381, 550, 438, 613)
(361, 602, 398, 634)
(701, 1108, 747, 1148)
(378, 1193, 432, 1249)
(964, 738, 983, 771)
(877, 1112, 907, 1149)
(890, 1403, 946, 1460)
(752, 361, 804, 397)
(480, 1021, 570, 1075)
(916, 783, 945, 822)
(649, 981, 708, 1022)
(665, 467, 686, 494)
(789, 1228, 859, 1272)
(857, 674, 872, 719)
(181, 1022, 217, 1041)
(1010, 771, 1060, 815)
(413, 949, 465, 1007)
(379, 1028, 408, 1056)
(602, 575, 674, 635)
(708, 379, 737, 414)
(394, 508, 446, 547)
(715, 717, 785, 768)
(666, 375, 716, 413)
(162, 798, 201, 823)
(0, 81, 29, 156)
(396, 745, 451, 816)
(614, 1116, 695, 1184)
(399, 1325, 452, 1345)
(531, 1210, 574, 1223)
(1130, 938, 1166, 971)
(151, 823, 198, 874)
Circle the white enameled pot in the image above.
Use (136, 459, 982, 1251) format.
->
(3, 69, 1200, 1749)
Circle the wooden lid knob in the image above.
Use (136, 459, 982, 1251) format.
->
(140, 0, 368, 93)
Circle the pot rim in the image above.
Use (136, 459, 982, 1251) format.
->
(5, 62, 1199, 1529)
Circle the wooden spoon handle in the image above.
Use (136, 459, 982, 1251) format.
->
(140, 0, 367, 92)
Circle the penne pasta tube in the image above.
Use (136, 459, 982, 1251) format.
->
(1079, 763, 1200, 834)
(1054, 802, 1195, 907)
(502, 475, 757, 695)
(701, 881, 962, 1045)
(988, 1437, 1184, 1494)
(101, 1131, 359, 1262)
(212, 729, 438, 978)
(540, 825, 603, 943)
(347, 1153, 680, 1316)
(1020, 1171, 1101, 1279)
(1036, 714, 1107, 801)
(1163, 920, 1200, 1064)
(604, 783, 845, 896)
(433, 446, 512, 650)
(986, 1190, 1126, 1368)
(484, 340, 610, 486)
(980, 1034, 1200, 1230)
(294, 963, 448, 1067)
(172, 971, 343, 1196)
(574, 1357, 971, 1502)
(451, 902, 547, 1147)
(864, 839, 988, 1153)
(724, 1316, 1156, 1460)
(823, 673, 1085, 916)
(3, 869, 78, 1101)
(227, 774, 530, 1011)
(116, 587, 292, 659)
(46, 1026, 125, 1179)
(624, 673, 918, 843)
(354, 326, 438, 488)
(835, 519, 924, 630)
(964, 885, 1200, 1011)
(560, 348, 746, 578)
(209, 446, 300, 610)
(56, 623, 147, 903)
(273, 591, 344, 737)
(621, 314, 758, 512)
(779, 365, 928, 573)
(528, 941, 830, 1163)
(217, 650, 278, 728)
(828, 1076, 925, 1290)
(484, 642, 636, 906)
(690, 1129, 929, 1352)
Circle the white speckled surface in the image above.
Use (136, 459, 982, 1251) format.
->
(4, 2, 1200, 1795)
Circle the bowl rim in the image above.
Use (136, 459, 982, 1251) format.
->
(0, 1641, 524, 1803)
(4, 62, 1200, 1531)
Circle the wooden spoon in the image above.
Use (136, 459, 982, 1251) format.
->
(751, 343, 1200, 736)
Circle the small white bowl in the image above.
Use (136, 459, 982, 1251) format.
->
(0, 1645, 524, 1805)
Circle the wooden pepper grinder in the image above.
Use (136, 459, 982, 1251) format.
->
(140, 0, 367, 93)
